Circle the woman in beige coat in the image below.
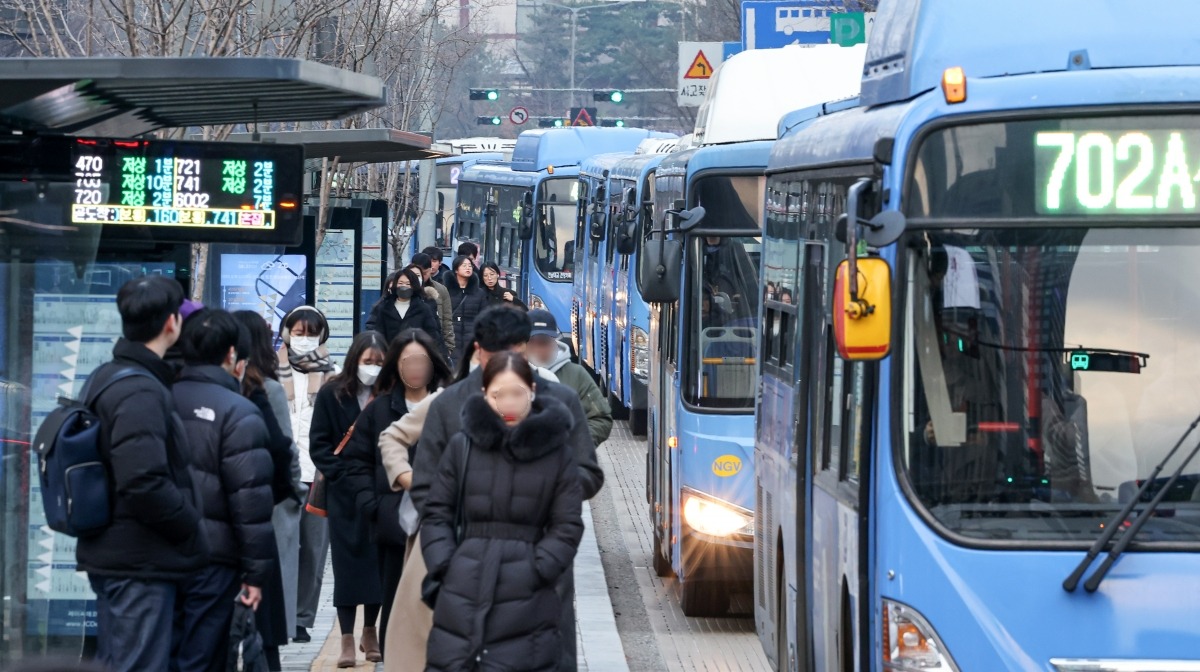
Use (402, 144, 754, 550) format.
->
(378, 390, 441, 672)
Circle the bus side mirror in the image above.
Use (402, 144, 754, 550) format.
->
(637, 230, 682, 303)
(589, 202, 606, 241)
(834, 177, 891, 360)
(519, 191, 534, 240)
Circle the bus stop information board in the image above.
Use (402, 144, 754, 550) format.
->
(70, 137, 301, 234)
(0, 135, 306, 245)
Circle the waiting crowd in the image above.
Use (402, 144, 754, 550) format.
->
(73, 241, 614, 672)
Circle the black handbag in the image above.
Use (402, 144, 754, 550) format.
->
(421, 439, 471, 609)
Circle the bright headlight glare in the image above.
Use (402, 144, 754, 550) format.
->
(882, 599, 959, 671)
(682, 492, 752, 537)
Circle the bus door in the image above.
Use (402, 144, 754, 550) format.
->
(488, 185, 526, 297)
(805, 176, 875, 672)
(572, 177, 592, 363)
(453, 181, 488, 251)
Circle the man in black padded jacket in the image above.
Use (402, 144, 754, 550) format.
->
(77, 276, 208, 672)
(173, 308, 276, 672)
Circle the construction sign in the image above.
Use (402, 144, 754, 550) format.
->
(678, 42, 726, 107)
(569, 107, 597, 127)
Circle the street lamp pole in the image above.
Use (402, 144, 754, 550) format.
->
(531, 0, 635, 109)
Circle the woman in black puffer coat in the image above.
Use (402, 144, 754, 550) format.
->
(421, 352, 583, 672)
(446, 255, 488, 364)
(480, 262, 528, 311)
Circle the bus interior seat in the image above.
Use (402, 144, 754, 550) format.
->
(701, 326, 756, 400)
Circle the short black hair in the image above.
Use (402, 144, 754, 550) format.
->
(411, 253, 432, 270)
(117, 275, 184, 343)
(474, 305, 532, 352)
(180, 309, 250, 367)
(421, 246, 444, 262)
(457, 241, 479, 258)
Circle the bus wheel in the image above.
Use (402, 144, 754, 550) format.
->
(680, 578, 729, 617)
(652, 521, 674, 577)
(630, 407, 648, 437)
(610, 392, 630, 421)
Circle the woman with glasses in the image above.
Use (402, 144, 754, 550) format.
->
(341, 328, 452, 660)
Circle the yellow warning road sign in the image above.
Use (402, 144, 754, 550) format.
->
(684, 51, 714, 79)
(571, 107, 595, 127)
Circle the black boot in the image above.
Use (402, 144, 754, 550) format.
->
(294, 626, 311, 643)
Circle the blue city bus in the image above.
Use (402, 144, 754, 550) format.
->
(455, 128, 670, 335)
(755, 1, 1200, 670)
(573, 152, 631, 376)
(606, 150, 674, 436)
(639, 141, 770, 616)
(435, 152, 505, 251)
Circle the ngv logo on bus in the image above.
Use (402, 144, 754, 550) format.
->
(712, 455, 743, 477)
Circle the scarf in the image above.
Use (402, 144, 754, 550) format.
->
(277, 343, 335, 403)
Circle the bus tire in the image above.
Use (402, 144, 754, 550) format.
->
(680, 578, 729, 617)
(630, 407, 648, 437)
(610, 392, 631, 421)
(652, 521, 674, 577)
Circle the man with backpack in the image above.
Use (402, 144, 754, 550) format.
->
(173, 309, 276, 671)
(75, 276, 209, 672)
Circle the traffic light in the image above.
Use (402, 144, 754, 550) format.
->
(593, 90, 624, 103)
(469, 88, 500, 101)
(476, 116, 502, 126)
(538, 118, 566, 128)
(600, 119, 626, 127)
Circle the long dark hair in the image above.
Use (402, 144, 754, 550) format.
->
(376, 328, 452, 396)
(327, 330, 387, 401)
(482, 350, 535, 390)
(232, 311, 279, 395)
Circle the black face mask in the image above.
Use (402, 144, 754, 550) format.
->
(394, 286, 415, 300)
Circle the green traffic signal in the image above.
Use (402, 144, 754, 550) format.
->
(491, 116, 502, 125)
(469, 88, 500, 101)
(487, 90, 499, 101)
(610, 90, 624, 103)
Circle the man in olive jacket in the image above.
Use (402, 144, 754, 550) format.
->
(525, 309, 613, 447)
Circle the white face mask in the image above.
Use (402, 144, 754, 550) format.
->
(358, 364, 382, 386)
(291, 336, 320, 355)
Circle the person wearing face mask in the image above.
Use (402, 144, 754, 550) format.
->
(276, 305, 336, 644)
(525, 310, 612, 448)
(341, 329, 453, 659)
(421, 351, 583, 672)
(172, 309, 276, 671)
(367, 269, 445, 355)
(308, 331, 388, 667)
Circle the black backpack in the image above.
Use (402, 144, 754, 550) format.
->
(33, 366, 154, 537)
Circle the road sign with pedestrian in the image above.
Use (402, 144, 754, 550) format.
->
(509, 106, 529, 125)
(741, 1, 874, 50)
(678, 41, 726, 107)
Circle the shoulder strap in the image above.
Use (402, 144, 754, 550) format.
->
(82, 366, 156, 408)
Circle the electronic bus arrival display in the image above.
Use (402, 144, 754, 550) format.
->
(1033, 119, 1200, 215)
(61, 136, 304, 244)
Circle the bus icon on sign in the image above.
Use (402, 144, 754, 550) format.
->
(775, 6, 830, 35)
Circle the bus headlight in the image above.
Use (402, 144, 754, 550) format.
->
(631, 327, 650, 381)
(682, 491, 753, 538)
(882, 599, 960, 671)
(530, 294, 546, 311)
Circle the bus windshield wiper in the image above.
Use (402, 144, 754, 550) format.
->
(1063, 411, 1200, 592)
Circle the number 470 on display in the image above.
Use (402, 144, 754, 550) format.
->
(1036, 130, 1200, 213)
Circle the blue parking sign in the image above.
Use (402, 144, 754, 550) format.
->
(742, 0, 854, 50)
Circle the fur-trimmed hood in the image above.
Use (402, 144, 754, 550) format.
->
(460, 393, 573, 462)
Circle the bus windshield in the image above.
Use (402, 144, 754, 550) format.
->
(537, 178, 578, 282)
(683, 174, 764, 410)
(902, 228, 1200, 545)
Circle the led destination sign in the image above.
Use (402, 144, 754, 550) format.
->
(1036, 126, 1200, 215)
(66, 137, 304, 244)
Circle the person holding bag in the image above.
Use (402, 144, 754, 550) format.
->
(307, 331, 388, 667)
(421, 351, 584, 672)
(341, 329, 452, 660)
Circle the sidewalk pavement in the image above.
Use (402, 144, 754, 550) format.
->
(294, 500, 627, 671)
